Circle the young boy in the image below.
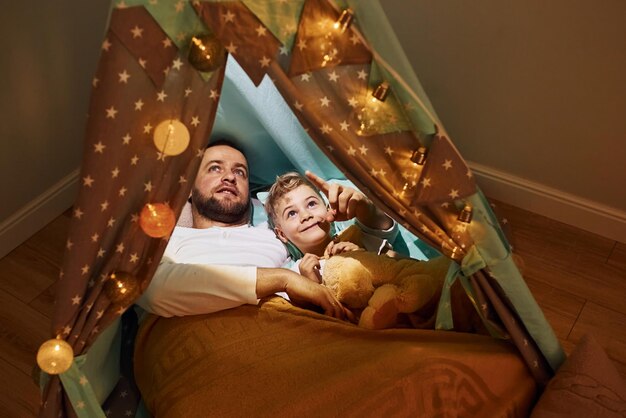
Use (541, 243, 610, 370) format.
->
(265, 172, 449, 329)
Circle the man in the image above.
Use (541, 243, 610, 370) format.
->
(137, 140, 393, 320)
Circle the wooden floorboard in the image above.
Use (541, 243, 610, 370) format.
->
(0, 202, 624, 416)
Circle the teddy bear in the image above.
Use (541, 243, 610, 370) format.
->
(321, 227, 451, 330)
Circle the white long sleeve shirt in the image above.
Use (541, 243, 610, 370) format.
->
(136, 223, 288, 317)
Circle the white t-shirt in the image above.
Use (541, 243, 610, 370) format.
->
(136, 222, 288, 317)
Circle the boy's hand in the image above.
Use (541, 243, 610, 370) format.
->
(305, 171, 370, 223)
(323, 241, 362, 258)
(299, 253, 322, 283)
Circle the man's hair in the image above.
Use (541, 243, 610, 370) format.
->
(206, 138, 247, 161)
(265, 172, 323, 227)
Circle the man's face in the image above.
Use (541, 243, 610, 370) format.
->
(191, 144, 250, 224)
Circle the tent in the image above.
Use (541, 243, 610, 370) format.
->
(36, 1, 565, 416)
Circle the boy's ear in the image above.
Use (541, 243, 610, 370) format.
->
(274, 226, 288, 244)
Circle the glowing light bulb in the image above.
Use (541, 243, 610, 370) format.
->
(354, 82, 389, 136)
(153, 119, 190, 156)
(319, 8, 354, 67)
(411, 147, 427, 165)
(139, 203, 176, 238)
(36, 339, 73, 375)
(103, 271, 141, 306)
(188, 34, 226, 72)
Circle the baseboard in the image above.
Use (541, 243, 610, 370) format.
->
(469, 161, 626, 243)
(0, 169, 79, 259)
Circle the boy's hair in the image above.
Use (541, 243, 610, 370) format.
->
(265, 172, 323, 227)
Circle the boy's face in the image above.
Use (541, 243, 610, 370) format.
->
(274, 185, 331, 252)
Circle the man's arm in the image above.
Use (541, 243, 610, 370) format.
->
(137, 257, 351, 320)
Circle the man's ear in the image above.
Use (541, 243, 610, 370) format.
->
(274, 226, 288, 244)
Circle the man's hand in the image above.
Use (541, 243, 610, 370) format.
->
(257, 268, 355, 322)
(299, 254, 322, 283)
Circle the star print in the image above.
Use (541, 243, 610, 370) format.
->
(259, 56, 271, 68)
(97, 248, 105, 258)
(91, 233, 99, 242)
(118, 70, 130, 83)
(255, 25, 267, 37)
(134, 99, 144, 111)
(131, 213, 139, 223)
(300, 73, 311, 82)
(466, 169, 473, 178)
(347, 146, 357, 156)
(319, 96, 330, 107)
(359, 145, 368, 155)
(349, 33, 360, 45)
(102, 39, 112, 51)
(225, 42, 238, 55)
(143, 123, 153, 134)
(138, 58, 147, 68)
(320, 124, 332, 134)
(184, 88, 192, 97)
(357, 69, 368, 80)
(421, 177, 432, 188)
(116, 243, 125, 253)
(111, 167, 120, 178)
(156, 152, 167, 161)
(370, 168, 378, 177)
(191, 116, 200, 127)
(162, 37, 172, 48)
(62, 326, 71, 335)
(83, 176, 94, 187)
(339, 121, 349, 131)
(72, 295, 81, 305)
(120, 134, 131, 146)
(92, 77, 99, 87)
(118, 187, 127, 196)
(73, 208, 84, 219)
(157, 90, 167, 102)
(178, 176, 187, 184)
(384, 146, 394, 156)
(144, 181, 153, 192)
(66, 240, 74, 249)
(81, 265, 89, 275)
(294, 101, 303, 111)
(441, 202, 450, 208)
(222, 10, 235, 23)
(171, 58, 183, 70)
(348, 97, 358, 107)
(449, 189, 459, 199)
(279, 45, 289, 55)
(297, 38, 307, 51)
(210, 90, 220, 101)
(176, 31, 187, 42)
(130, 25, 144, 38)
(442, 159, 453, 170)
(130, 253, 139, 263)
(328, 71, 339, 82)
(105, 106, 117, 119)
(107, 217, 116, 227)
(100, 200, 109, 211)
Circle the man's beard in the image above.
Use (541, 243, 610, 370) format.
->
(192, 187, 250, 224)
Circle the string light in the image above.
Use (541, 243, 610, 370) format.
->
(410, 146, 427, 165)
(153, 119, 190, 156)
(355, 81, 390, 136)
(139, 202, 176, 238)
(188, 34, 226, 72)
(36, 338, 73, 375)
(103, 271, 141, 306)
(457, 204, 473, 223)
(320, 8, 355, 67)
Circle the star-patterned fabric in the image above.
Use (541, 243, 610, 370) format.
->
(41, 1, 559, 417)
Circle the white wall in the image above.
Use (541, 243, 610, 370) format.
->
(1, 0, 625, 258)
(381, 0, 626, 240)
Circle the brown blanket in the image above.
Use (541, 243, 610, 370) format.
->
(135, 297, 538, 417)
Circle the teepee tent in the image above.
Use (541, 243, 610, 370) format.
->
(37, 1, 564, 416)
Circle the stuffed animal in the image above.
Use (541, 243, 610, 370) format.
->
(322, 239, 451, 330)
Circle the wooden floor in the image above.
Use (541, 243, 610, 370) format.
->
(1, 202, 625, 417)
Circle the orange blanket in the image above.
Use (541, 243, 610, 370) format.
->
(135, 297, 538, 417)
